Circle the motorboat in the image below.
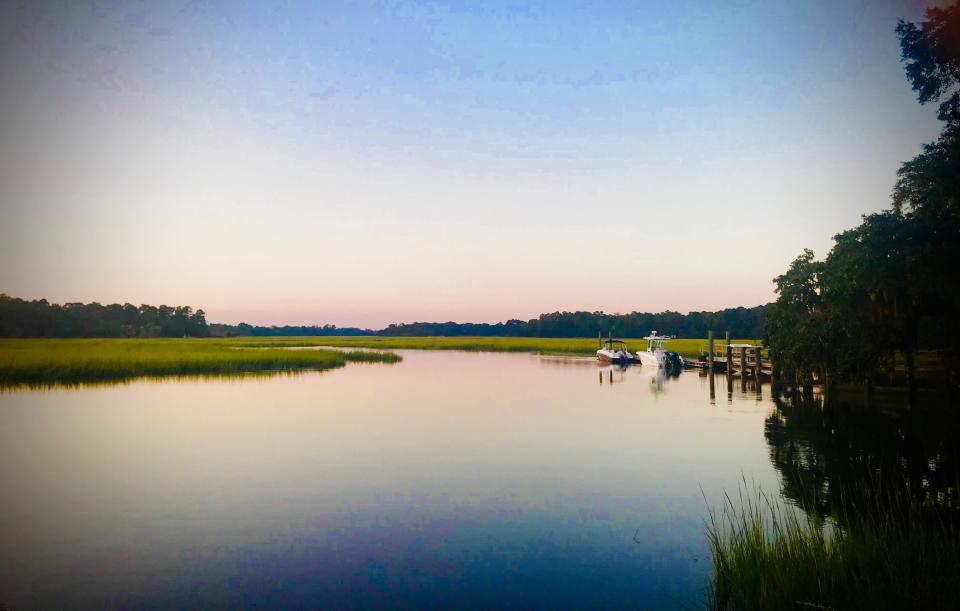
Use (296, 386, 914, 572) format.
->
(596, 338, 634, 364)
(636, 331, 670, 367)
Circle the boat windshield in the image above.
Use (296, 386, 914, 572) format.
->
(603, 339, 627, 350)
(643, 332, 670, 351)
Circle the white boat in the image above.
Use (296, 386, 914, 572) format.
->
(597, 338, 634, 364)
(636, 331, 670, 367)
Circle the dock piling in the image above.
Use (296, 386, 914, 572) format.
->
(707, 331, 714, 370)
(725, 331, 733, 379)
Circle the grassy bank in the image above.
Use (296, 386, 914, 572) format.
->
(0, 338, 400, 386)
(0, 335, 758, 386)
(249, 336, 759, 358)
(707, 483, 960, 610)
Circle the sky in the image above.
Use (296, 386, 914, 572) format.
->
(0, 0, 944, 327)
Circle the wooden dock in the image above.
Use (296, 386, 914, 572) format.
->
(685, 330, 773, 378)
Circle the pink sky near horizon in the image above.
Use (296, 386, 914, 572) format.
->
(0, 1, 943, 328)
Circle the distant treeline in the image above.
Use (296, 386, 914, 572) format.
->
(209, 323, 373, 337)
(1, 293, 768, 339)
(375, 307, 768, 339)
(0, 294, 209, 338)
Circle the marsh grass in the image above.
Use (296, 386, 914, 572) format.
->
(0, 335, 755, 385)
(706, 478, 960, 610)
(0, 336, 757, 386)
(0, 338, 400, 386)
(271, 336, 759, 357)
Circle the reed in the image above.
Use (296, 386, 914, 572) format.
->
(0, 338, 400, 386)
(706, 478, 960, 610)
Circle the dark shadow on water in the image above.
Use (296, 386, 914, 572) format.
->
(765, 390, 960, 519)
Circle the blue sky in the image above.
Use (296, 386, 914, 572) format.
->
(0, 1, 943, 326)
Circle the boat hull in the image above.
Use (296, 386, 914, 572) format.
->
(597, 349, 634, 363)
(636, 350, 666, 367)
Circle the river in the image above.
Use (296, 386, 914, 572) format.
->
(0, 350, 816, 608)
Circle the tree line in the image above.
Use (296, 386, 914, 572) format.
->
(767, 3, 960, 397)
(0, 293, 768, 339)
(376, 306, 767, 338)
(209, 306, 767, 339)
(0, 294, 209, 338)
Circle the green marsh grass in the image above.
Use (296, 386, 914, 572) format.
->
(0, 335, 757, 386)
(274, 336, 759, 358)
(706, 479, 960, 610)
(0, 338, 400, 387)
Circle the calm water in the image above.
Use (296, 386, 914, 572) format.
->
(0, 350, 782, 609)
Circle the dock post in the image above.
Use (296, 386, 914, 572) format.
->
(707, 331, 714, 370)
(740, 346, 747, 376)
(725, 331, 732, 378)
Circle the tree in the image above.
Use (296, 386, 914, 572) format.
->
(767, 250, 826, 389)
(0, 295, 210, 338)
(896, 2, 960, 390)
(896, 3, 960, 127)
(767, 4, 960, 398)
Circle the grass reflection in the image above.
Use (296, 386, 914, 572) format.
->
(0, 338, 400, 388)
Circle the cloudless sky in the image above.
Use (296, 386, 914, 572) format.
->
(0, 0, 943, 327)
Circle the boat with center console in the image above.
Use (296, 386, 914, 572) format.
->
(636, 331, 683, 368)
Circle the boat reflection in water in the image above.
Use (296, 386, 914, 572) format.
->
(648, 366, 682, 395)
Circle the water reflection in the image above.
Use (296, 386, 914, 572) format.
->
(0, 368, 343, 393)
(765, 392, 960, 518)
(0, 351, 778, 609)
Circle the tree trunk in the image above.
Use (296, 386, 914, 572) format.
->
(822, 369, 832, 406)
(905, 349, 916, 409)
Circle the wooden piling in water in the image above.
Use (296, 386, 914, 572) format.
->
(725, 331, 732, 378)
(740, 346, 747, 376)
(708, 331, 714, 370)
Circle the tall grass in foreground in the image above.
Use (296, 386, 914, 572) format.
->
(706, 479, 960, 610)
(0, 339, 400, 386)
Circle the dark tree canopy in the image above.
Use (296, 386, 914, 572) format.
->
(896, 2, 960, 124)
(768, 2, 960, 395)
(894, 3, 960, 220)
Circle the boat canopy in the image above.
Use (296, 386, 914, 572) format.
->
(603, 339, 628, 345)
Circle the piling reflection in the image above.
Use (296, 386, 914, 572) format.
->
(597, 363, 629, 385)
